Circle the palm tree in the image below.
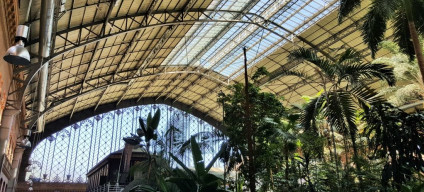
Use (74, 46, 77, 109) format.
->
(338, 0, 424, 84)
(362, 103, 424, 190)
(288, 48, 396, 175)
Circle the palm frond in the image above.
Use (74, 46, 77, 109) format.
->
(323, 91, 353, 135)
(289, 48, 335, 78)
(276, 69, 313, 83)
(337, 48, 362, 65)
(150, 109, 161, 130)
(255, 66, 313, 86)
(139, 117, 147, 134)
(205, 141, 227, 172)
(411, 0, 424, 34)
(301, 94, 325, 132)
(169, 153, 197, 180)
(177, 131, 221, 156)
(337, 90, 358, 143)
(393, 10, 415, 60)
(361, 0, 394, 57)
(338, 0, 361, 23)
(349, 85, 385, 104)
(340, 62, 396, 86)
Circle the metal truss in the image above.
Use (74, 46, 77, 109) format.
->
(16, 8, 337, 129)
(24, 68, 228, 128)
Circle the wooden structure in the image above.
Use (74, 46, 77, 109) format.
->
(86, 146, 148, 191)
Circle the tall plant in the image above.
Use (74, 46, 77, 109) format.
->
(289, 48, 396, 175)
(337, 0, 424, 84)
(362, 104, 424, 190)
(218, 67, 288, 192)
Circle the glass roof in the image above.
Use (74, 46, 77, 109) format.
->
(163, 0, 338, 77)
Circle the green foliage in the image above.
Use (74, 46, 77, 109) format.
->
(376, 41, 424, 106)
(362, 104, 424, 190)
(168, 136, 228, 192)
(139, 109, 161, 143)
(290, 48, 394, 171)
(338, 0, 361, 23)
(251, 66, 270, 81)
(338, 0, 424, 59)
(218, 75, 286, 190)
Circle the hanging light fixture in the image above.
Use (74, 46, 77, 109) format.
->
(3, 25, 30, 65)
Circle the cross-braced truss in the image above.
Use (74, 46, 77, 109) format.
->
(13, 0, 388, 130)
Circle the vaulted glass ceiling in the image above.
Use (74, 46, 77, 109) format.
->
(165, 0, 338, 77)
(17, 0, 380, 130)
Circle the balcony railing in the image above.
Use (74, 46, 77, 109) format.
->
(88, 184, 124, 192)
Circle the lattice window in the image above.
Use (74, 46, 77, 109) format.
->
(27, 104, 224, 183)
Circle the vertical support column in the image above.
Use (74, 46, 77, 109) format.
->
(6, 148, 24, 192)
(0, 109, 19, 160)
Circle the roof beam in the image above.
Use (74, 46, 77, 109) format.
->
(20, 9, 344, 125)
(70, 0, 116, 119)
(125, 0, 196, 104)
(152, 1, 263, 102)
(26, 80, 217, 128)
(25, 66, 228, 103)
(112, 0, 160, 81)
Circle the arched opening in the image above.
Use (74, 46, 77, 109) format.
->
(24, 104, 224, 184)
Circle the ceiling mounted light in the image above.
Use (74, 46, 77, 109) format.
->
(3, 25, 30, 66)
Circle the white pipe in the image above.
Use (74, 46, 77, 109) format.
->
(37, 0, 55, 132)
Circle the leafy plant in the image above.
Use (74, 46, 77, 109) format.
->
(362, 104, 424, 190)
(376, 41, 424, 106)
(138, 109, 161, 151)
(337, 0, 424, 84)
(218, 68, 288, 191)
(168, 136, 228, 192)
(289, 48, 395, 178)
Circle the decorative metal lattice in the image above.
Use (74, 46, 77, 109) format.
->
(27, 104, 224, 183)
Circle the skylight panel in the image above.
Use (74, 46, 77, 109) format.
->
(163, 0, 339, 78)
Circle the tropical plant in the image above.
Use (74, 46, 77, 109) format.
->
(123, 109, 169, 192)
(168, 136, 228, 192)
(375, 41, 424, 106)
(337, 0, 424, 83)
(176, 131, 223, 157)
(138, 109, 161, 154)
(362, 103, 424, 190)
(218, 67, 288, 192)
(123, 155, 179, 192)
(289, 48, 396, 182)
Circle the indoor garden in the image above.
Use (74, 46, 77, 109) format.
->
(16, 0, 424, 192)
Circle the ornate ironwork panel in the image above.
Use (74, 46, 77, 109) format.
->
(27, 104, 224, 183)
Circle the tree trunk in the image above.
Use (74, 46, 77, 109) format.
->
(407, 16, 424, 84)
(330, 127, 339, 172)
(285, 149, 289, 183)
(243, 47, 256, 192)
